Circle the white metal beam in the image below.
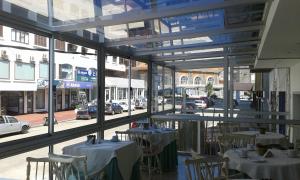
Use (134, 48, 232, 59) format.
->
(106, 24, 262, 47)
(135, 39, 260, 56)
(169, 58, 255, 70)
(52, 0, 268, 32)
(153, 50, 257, 61)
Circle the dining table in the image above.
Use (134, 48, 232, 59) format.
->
(128, 127, 178, 171)
(63, 140, 141, 180)
(224, 148, 300, 180)
(233, 130, 289, 147)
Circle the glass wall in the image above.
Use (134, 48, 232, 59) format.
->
(152, 64, 163, 112)
(105, 55, 130, 120)
(131, 60, 148, 115)
(164, 67, 173, 110)
(54, 41, 98, 131)
(0, 24, 49, 143)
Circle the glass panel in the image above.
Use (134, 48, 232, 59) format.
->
(0, 25, 49, 143)
(105, 55, 129, 120)
(131, 60, 148, 115)
(15, 62, 35, 81)
(164, 67, 173, 110)
(151, 64, 163, 112)
(175, 68, 224, 115)
(39, 63, 48, 78)
(54, 41, 97, 132)
(0, 60, 10, 79)
(0, 147, 49, 179)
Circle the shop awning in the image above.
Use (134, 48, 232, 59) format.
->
(0, 82, 37, 91)
(105, 77, 145, 89)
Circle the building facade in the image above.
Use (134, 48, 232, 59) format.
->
(0, 25, 146, 115)
(175, 70, 224, 98)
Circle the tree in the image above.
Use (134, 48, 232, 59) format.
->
(205, 83, 214, 97)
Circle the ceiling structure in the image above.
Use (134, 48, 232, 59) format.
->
(0, 0, 273, 70)
(255, 0, 300, 68)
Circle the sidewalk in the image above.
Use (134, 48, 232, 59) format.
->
(15, 110, 76, 127)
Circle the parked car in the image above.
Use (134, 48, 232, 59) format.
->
(194, 99, 207, 109)
(200, 96, 214, 107)
(0, 115, 30, 135)
(76, 108, 91, 120)
(119, 102, 135, 111)
(135, 98, 147, 109)
(157, 96, 168, 105)
(105, 103, 123, 115)
(181, 102, 197, 114)
(88, 105, 97, 118)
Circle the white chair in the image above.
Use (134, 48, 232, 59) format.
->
(26, 157, 50, 180)
(130, 131, 162, 177)
(185, 156, 229, 180)
(217, 134, 255, 156)
(49, 153, 88, 180)
(115, 130, 132, 141)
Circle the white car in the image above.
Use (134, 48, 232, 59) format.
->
(0, 115, 30, 135)
(194, 100, 207, 109)
(119, 102, 135, 111)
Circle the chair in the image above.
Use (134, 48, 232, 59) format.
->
(26, 157, 50, 180)
(49, 153, 88, 180)
(217, 134, 255, 156)
(218, 123, 241, 135)
(115, 130, 132, 141)
(130, 131, 162, 177)
(185, 156, 229, 180)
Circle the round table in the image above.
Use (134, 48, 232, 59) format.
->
(233, 131, 288, 147)
(224, 149, 300, 180)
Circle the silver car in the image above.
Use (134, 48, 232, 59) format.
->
(0, 115, 30, 135)
(135, 98, 147, 109)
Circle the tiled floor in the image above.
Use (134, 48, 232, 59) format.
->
(141, 155, 187, 180)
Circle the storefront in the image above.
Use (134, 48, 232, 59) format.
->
(0, 82, 37, 115)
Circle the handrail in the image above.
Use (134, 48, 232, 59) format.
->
(151, 114, 300, 125)
(176, 108, 289, 116)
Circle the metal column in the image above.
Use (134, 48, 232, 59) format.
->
(147, 62, 152, 118)
(128, 58, 132, 129)
(162, 67, 165, 111)
(224, 56, 229, 118)
(230, 65, 234, 117)
(47, 1, 54, 179)
(97, 46, 105, 139)
(172, 68, 176, 113)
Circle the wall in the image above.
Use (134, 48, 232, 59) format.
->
(289, 61, 300, 143)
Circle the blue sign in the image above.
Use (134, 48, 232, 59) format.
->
(76, 69, 96, 82)
(64, 81, 93, 89)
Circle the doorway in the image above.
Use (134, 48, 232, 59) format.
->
(27, 92, 33, 113)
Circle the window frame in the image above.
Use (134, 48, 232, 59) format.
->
(0, 60, 10, 79)
(14, 62, 35, 81)
(11, 29, 29, 44)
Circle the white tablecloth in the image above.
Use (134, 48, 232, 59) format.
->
(128, 128, 177, 148)
(233, 131, 288, 146)
(63, 141, 141, 180)
(224, 149, 300, 180)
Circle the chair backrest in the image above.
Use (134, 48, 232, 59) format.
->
(295, 139, 300, 151)
(185, 156, 229, 180)
(48, 153, 88, 180)
(217, 134, 255, 154)
(26, 157, 50, 180)
(131, 131, 162, 156)
(115, 131, 132, 141)
(218, 122, 240, 135)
